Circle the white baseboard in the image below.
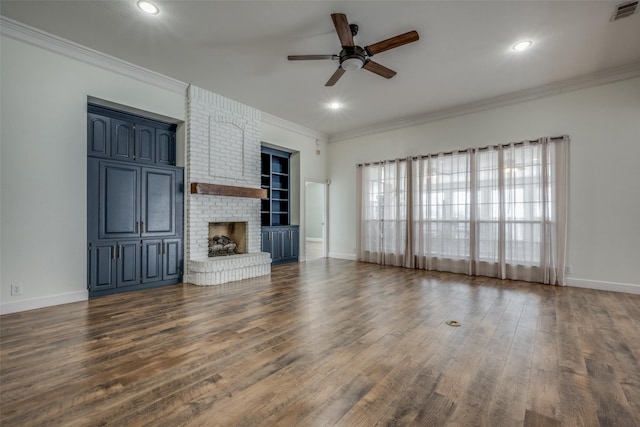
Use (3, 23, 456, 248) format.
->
(305, 237, 323, 242)
(328, 252, 357, 261)
(1, 290, 88, 315)
(566, 278, 640, 295)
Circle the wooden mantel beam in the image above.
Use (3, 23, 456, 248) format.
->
(190, 182, 267, 199)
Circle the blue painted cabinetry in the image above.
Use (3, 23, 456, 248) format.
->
(261, 226, 299, 265)
(87, 104, 183, 298)
(87, 104, 176, 166)
(88, 240, 141, 291)
(141, 238, 182, 284)
(260, 146, 299, 265)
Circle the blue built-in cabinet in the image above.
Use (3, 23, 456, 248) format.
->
(261, 225, 299, 265)
(87, 104, 183, 298)
(87, 107, 176, 165)
(260, 146, 299, 264)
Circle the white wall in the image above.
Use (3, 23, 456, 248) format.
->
(261, 120, 328, 260)
(0, 35, 186, 313)
(305, 183, 324, 239)
(328, 77, 640, 292)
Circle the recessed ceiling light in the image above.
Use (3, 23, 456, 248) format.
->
(328, 102, 342, 110)
(137, 1, 159, 15)
(512, 40, 533, 52)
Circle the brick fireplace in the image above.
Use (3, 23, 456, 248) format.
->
(185, 86, 270, 286)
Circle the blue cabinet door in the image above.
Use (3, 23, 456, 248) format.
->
(142, 239, 163, 283)
(87, 113, 110, 158)
(156, 129, 175, 165)
(262, 226, 284, 263)
(273, 230, 284, 262)
(163, 239, 182, 280)
(289, 226, 299, 260)
(89, 242, 116, 291)
(117, 241, 140, 287)
(136, 124, 156, 164)
(111, 119, 135, 161)
(281, 228, 293, 259)
(141, 167, 176, 237)
(280, 226, 299, 262)
(99, 162, 140, 239)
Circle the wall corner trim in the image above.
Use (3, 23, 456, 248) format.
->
(1, 16, 188, 95)
(0, 290, 89, 315)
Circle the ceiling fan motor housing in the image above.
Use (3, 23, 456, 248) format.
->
(340, 46, 367, 71)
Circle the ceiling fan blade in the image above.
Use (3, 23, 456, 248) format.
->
(288, 55, 336, 61)
(365, 30, 419, 56)
(325, 67, 346, 86)
(363, 60, 397, 79)
(331, 13, 354, 47)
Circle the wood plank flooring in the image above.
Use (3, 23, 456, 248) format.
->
(1, 259, 639, 426)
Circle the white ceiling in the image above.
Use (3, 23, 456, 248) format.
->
(2, 1, 640, 139)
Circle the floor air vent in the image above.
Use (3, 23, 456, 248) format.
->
(611, 1, 638, 21)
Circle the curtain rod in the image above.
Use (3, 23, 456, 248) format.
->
(357, 135, 568, 167)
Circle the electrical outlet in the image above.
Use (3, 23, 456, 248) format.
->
(564, 265, 572, 275)
(11, 283, 23, 296)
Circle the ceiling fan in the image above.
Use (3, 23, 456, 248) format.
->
(288, 13, 419, 86)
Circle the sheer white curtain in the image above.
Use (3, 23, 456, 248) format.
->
(501, 139, 568, 283)
(468, 139, 569, 283)
(356, 159, 409, 267)
(357, 136, 569, 285)
(412, 152, 471, 273)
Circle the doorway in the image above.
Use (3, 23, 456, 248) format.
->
(304, 181, 326, 261)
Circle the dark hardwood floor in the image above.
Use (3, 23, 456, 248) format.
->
(1, 259, 639, 426)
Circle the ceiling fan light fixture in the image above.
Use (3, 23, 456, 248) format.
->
(341, 57, 364, 71)
(137, 1, 159, 15)
(512, 40, 533, 51)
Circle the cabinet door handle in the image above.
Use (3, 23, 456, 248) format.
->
(141, 221, 145, 234)
(112, 245, 116, 259)
(135, 221, 139, 234)
(118, 245, 122, 259)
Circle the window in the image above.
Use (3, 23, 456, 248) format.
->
(356, 137, 569, 285)
(358, 161, 408, 266)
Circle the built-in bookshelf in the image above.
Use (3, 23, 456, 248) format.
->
(261, 146, 298, 264)
(261, 147, 291, 226)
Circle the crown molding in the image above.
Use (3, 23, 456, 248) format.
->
(1, 16, 188, 95)
(262, 112, 328, 143)
(329, 62, 640, 143)
(4, 15, 638, 142)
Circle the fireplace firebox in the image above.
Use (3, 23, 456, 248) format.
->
(208, 222, 247, 256)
